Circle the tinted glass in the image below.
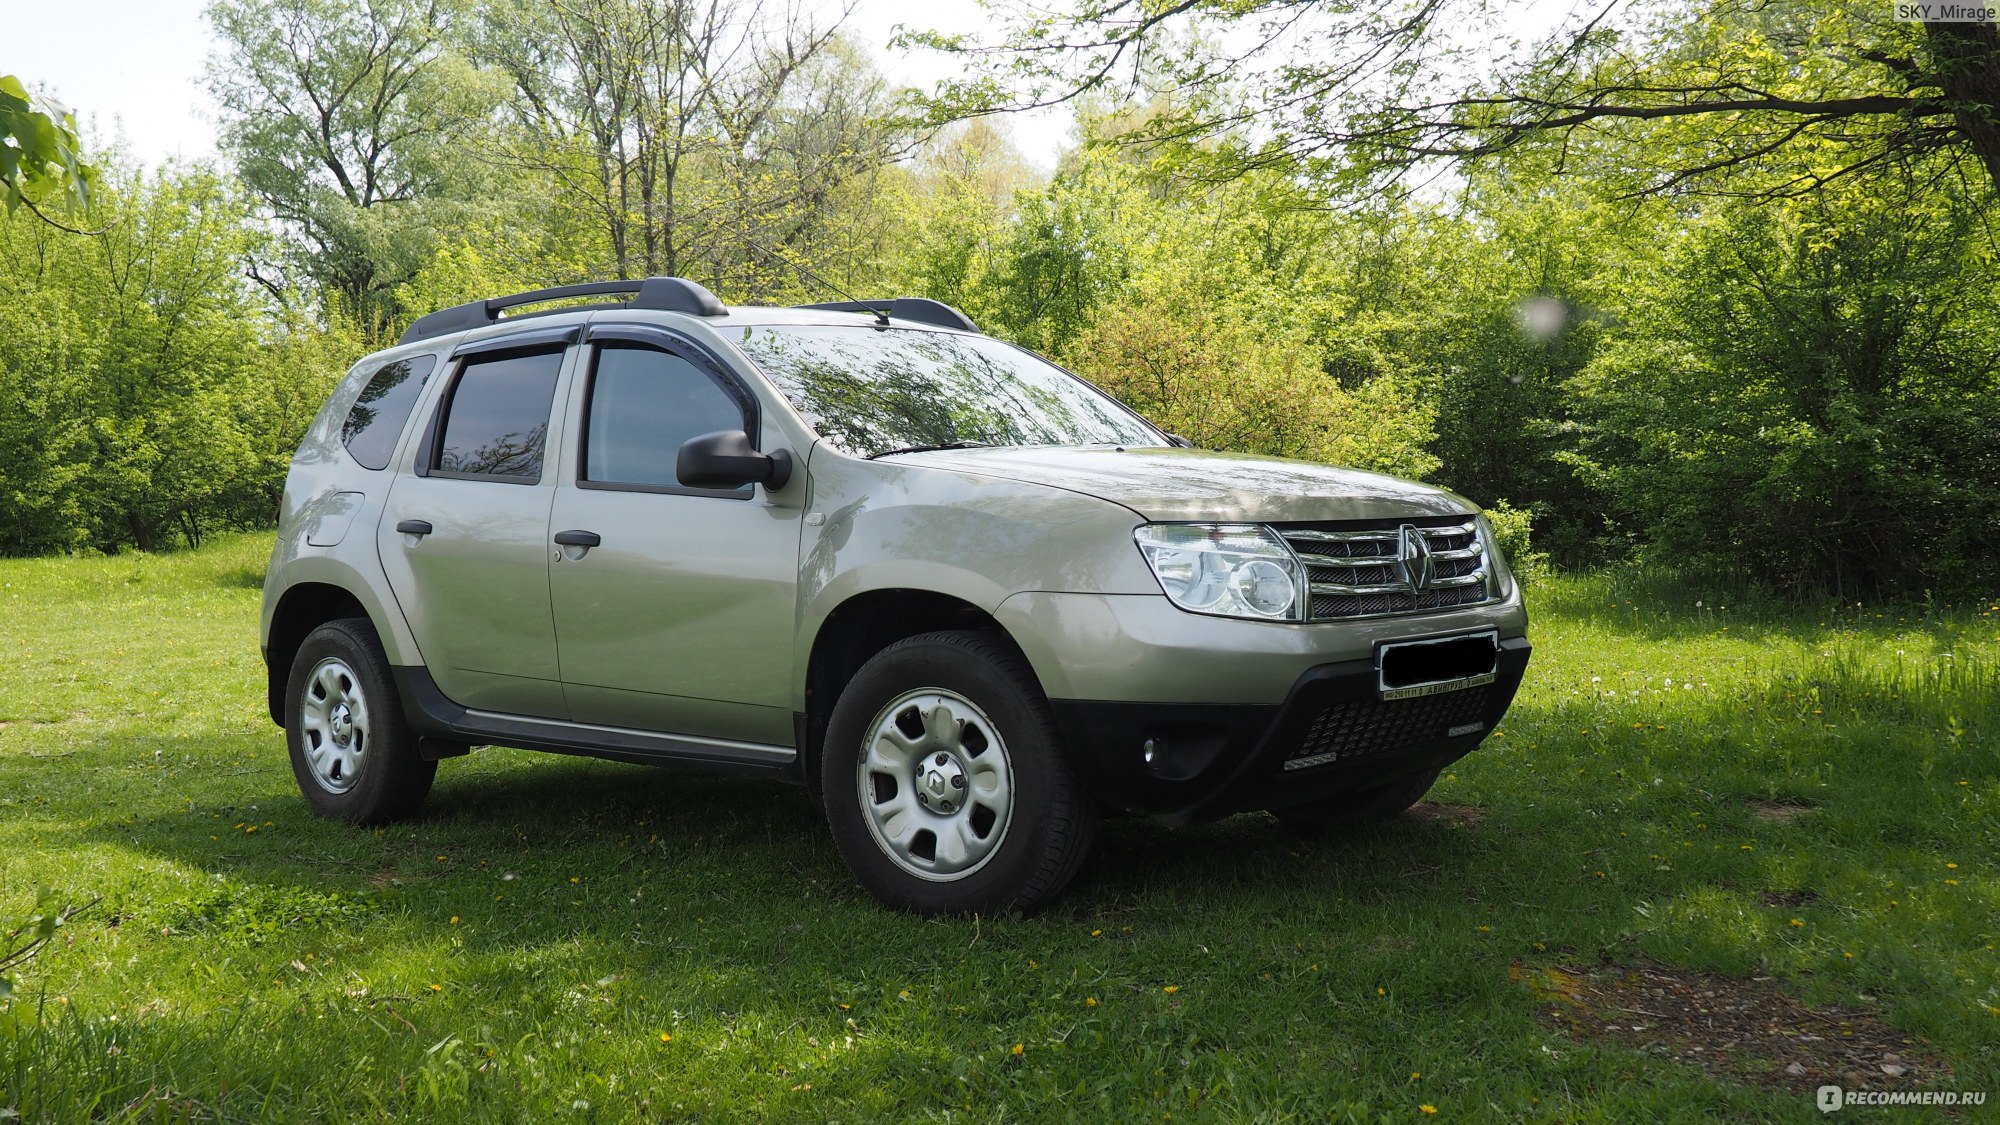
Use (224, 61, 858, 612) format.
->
(435, 349, 563, 480)
(586, 346, 749, 490)
(730, 326, 1163, 457)
(342, 355, 437, 470)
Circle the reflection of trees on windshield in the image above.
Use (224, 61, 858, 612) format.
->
(735, 327, 1159, 456)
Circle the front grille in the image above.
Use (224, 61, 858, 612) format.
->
(1281, 686, 1492, 771)
(1280, 518, 1498, 621)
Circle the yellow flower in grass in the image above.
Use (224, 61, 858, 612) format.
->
(1010, 1043, 1024, 1056)
(659, 1032, 672, 1043)
(1163, 985, 1179, 994)
(1420, 1105, 1438, 1115)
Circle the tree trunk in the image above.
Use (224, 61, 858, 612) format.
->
(1926, 20, 2000, 187)
(126, 510, 155, 553)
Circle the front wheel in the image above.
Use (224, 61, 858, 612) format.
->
(284, 617, 435, 824)
(1270, 768, 1441, 833)
(820, 631, 1094, 915)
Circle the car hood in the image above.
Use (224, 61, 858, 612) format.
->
(894, 446, 1476, 523)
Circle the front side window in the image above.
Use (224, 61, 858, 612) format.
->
(730, 326, 1163, 458)
(584, 345, 750, 493)
(434, 349, 563, 481)
(342, 355, 437, 470)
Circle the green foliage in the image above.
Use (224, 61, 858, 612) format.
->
(0, 75, 95, 224)
(0, 164, 350, 554)
(1568, 182, 2000, 596)
(1481, 501, 1543, 575)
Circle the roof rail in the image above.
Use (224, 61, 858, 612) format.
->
(796, 298, 980, 333)
(399, 276, 727, 345)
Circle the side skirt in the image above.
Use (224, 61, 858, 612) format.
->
(391, 666, 798, 780)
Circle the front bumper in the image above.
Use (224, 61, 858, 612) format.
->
(1049, 637, 1530, 825)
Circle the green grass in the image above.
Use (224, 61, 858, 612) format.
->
(1, 535, 1994, 1122)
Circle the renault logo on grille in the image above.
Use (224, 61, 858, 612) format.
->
(1395, 524, 1434, 593)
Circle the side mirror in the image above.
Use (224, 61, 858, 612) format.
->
(677, 430, 793, 490)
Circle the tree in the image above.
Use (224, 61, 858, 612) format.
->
(1568, 179, 2000, 595)
(0, 74, 97, 230)
(0, 163, 343, 554)
(906, 0, 2000, 198)
(206, 0, 505, 316)
(472, 0, 901, 291)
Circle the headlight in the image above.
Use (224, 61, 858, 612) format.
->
(1474, 514, 1515, 600)
(1133, 524, 1303, 620)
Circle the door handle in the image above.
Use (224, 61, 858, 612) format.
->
(553, 530, 602, 547)
(396, 519, 433, 536)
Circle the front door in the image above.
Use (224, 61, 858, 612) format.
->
(548, 332, 800, 745)
(377, 341, 574, 718)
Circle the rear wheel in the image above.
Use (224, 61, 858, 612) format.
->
(284, 617, 435, 823)
(821, 631, 1094, 915)
(1270, 768, 1440, 832)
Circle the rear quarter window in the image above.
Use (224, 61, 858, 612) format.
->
(342, 355, 438, 470)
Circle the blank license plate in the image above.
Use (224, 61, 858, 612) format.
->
(1377, 631, 1499, 700)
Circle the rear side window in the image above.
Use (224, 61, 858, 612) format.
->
(342, 355, 437, 470)
(584, 345, 749, 492)
(433, 349, 564, 481)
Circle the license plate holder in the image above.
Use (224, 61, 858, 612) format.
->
(1376, 630, 1499, 700)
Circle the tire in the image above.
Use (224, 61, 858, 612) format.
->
(1270, 767, 1441, 833)
(820, 630, 1095, 915)
(283, 617, 436, 824)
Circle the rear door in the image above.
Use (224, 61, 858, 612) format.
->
(377, 330, 578, 718)
(547, 325, 801, 745)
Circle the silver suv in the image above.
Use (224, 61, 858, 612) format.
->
(260, 277, 1531, 914)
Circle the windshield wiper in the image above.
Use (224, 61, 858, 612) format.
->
(866, 440, 990, 460)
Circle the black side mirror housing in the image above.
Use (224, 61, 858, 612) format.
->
(677, 430, 792, 490)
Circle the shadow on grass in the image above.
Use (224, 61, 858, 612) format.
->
(84, 743, 1530, 940)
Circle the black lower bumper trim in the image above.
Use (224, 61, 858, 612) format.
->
(1051, 636, 1530, 825)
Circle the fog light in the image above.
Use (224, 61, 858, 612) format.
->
(1142, 737, 1163, 765)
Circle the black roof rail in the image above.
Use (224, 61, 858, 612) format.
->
(796, 298, 980, 333)
(398, 276, 727, 345)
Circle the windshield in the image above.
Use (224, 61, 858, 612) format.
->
(729, 325, 1164, 457)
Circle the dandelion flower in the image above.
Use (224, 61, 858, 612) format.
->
(449, 916, 459, 925)
(1163, 985, 1180, 994)
(1010, 1043, 1024, 1056)
(1420, 1106, 1437, 1116)
(1085, 997, 1098, 1007)
(1790, 918, 1804, 927)
(660, 1032, 672, 1043)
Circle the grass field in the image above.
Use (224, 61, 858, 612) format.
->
(1, 534, 1994, 1122)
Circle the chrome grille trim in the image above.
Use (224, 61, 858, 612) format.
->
(1278, 518, 1501, 621)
